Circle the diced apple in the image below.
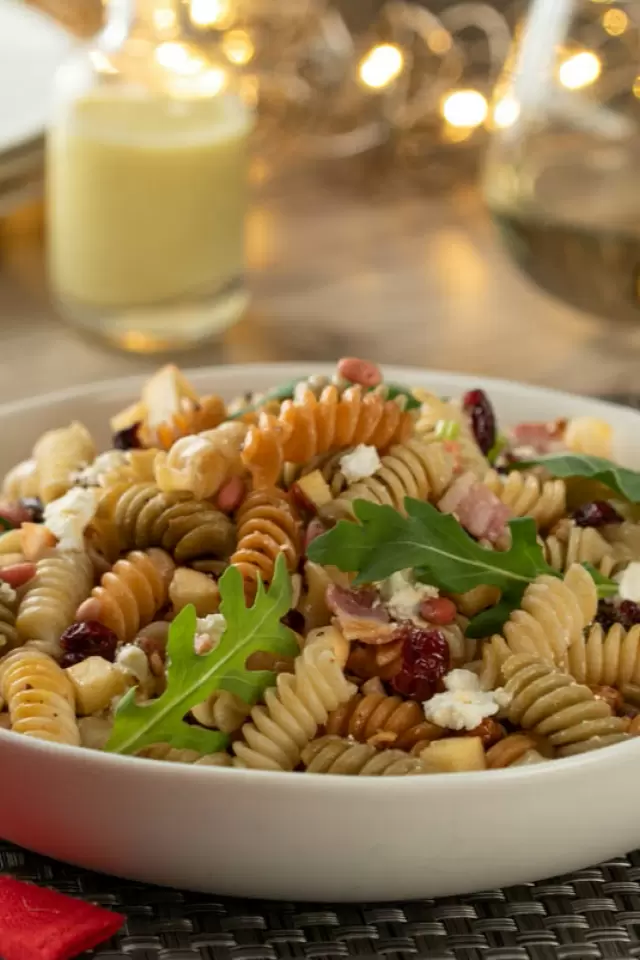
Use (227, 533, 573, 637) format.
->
(142, 364, 199, 429)
(420, 736, 487, 773)
(169, 567, 220, 616)
(295, 471, 333, 510)
(65, 656, 127, 715)
(110, 400, 147, 434)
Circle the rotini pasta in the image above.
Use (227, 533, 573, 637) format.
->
(0, 648, 80, 745)
(242, 385, 415, 489)
(76, 549, 175, 644)
(413, 389, 489, 477)
(543, 521, 629, 576)
(33, 421, 96, 503)
(2, 458, 39, 501)
(502, 654, 629, 757)
(98, 482, 236, 563)
(140, 394, 227, 450)
(321, 438, 455, 520)
(485, 732, 554, 768)
(232, 635, 357, 770)
(325, 693, 445, 749)
(154, 421, 248, 499)
(230, 488, 301, 598)
(191, 690, 251, 733)
(16, 550, 93, 657)
(137, 744, 232, 765)
(482, 469, 566, 530)
(301, 735, 426, 775)
(0, 587, 18, 652)
(567, 623, 640, 690)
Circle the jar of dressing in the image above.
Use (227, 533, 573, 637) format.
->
(47, 0, 253, 353)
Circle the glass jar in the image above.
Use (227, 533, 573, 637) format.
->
(47, 0, 253, 353)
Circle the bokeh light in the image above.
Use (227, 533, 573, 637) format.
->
(442, 89, 488, 128)
(493, 96, 520, 129)
(189, 0, 234, 30)
(222, 30, 255, 66)
(602, 9, 628, 35)
(559, 51, 601, 89)
(358, 44, 404, 89)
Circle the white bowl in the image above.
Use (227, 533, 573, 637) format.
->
(1, 364, 640, 902)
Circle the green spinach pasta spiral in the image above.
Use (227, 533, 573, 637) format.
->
(502, 653, 629, 757)
(301, 735, 426, 775)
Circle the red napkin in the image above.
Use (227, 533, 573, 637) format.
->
(0, 876, 125, 960)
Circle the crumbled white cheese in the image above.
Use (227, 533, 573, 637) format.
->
(423, 668, 511, 731)
(43, 487, 100, 552)
(0, 581, 16, 605)
(617, 562, 640, 603)
(73, 450, 128, 486)
(380, 569, 438, 623)
(194, 613, 227, 654)
(115, 644, 156, 699)
(339, 444, 382, 484)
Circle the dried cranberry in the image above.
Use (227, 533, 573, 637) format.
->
(19, 497, 44, 523)
(112, 423, 142, 450)
(462, 389, 497, 455)
(572, 501, 623, 528)
(59, 621, 118, 668)
(596, 599, 640, 632)
(390, 623, 450, 702)
(281, 609, 305, 633)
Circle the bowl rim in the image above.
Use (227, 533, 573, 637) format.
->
(1, 361, 639, 789)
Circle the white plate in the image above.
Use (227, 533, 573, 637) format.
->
(1, 364, 640, 903)
(0, 0, 73, 154)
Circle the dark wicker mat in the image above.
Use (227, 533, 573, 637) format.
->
(3, 839, 640, 960)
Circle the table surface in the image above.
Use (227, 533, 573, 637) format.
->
(0, 161, 638, 408)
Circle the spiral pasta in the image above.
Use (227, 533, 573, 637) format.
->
(2, 458, 40, 501)
(543, 521, 629, 576)
(137, 743, 233, 765)
(0, 589, 18, 652)
(413, 389, 489, 477)
(98, 482, 236, 563)
(482, 469, 566, 531)
(33, 421, 96, 504)
(0, 648, 80, 745)
(154, 421, 248, 499)
(321, 438, 455, 520)
(486, 564, 597, 673)
(242, 385, 415, 489)
(567, 623, 640, 690)
(485, 732, 554, 768)
(191, 690, 251, 733)
(230, 488, 301, 597)
(232, 634, 357, 770)
(16, 551, 93, 657)
(77, 549, 175, 644)
(502, 653, 629, 756)
(325, 693, 445, 750)
(140, 394, 227, 450)
(78, 449, 158, 488)
(301, 735, 426, 775)
(347, 636, 404, 681)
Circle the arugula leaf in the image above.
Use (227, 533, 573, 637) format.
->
(384, 384, 421, 411)
(308, 497, 558, 638)
(227, 379, 303, 420)
(511, 453, 640, 503)
(0, 516, 14, 531)
(105, 555, 298, 756)
(583, 563, 618, 598)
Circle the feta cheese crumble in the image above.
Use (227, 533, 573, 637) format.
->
(115, 644, 156, 698)
(380, 569, 438, 623)
(194, 613, 227, 654)
(0, 581, 16, 605)
(339, 444, 382, 484)
(73, 450, 128, 486)
(43, 487, 100, 552)
(423, 668, 511, 731)
(617, 562, 640, 604)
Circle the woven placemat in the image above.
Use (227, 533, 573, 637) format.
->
(3, 839, 640, 960)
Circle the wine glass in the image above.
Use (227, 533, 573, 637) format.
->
(483, 0, 640, 329)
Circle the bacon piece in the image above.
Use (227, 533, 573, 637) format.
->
(438, 472, 512, 544)
(326, 584, 395, 644)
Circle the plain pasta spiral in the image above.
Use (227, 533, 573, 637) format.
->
(33, 421, 96, 503)
(301, 735, 426, 775)
(0, 648, 80, 745)
(482, 469, 566, 530)
(567, 623, 640, 689)
(232, 635, 357, 771)
(16, 550, 93, 657)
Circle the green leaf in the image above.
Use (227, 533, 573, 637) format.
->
(308, 497, 561, 637)
(227, 379, 303, 420)
(511, 453, 640, 503)
(466, 596, 524, 639)
(487, 434, 508, 466)
(105, 555, 298, 756)
(0, 516, 14, 531)
(384, 383, 421, 411)
(583, 563, 618, 598)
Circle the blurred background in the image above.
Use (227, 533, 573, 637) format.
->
(1, 0, 640, 400)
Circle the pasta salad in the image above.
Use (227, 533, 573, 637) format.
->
(1, 358, 639, 776)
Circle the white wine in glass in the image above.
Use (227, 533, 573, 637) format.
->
(484, 0, 640, 323)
